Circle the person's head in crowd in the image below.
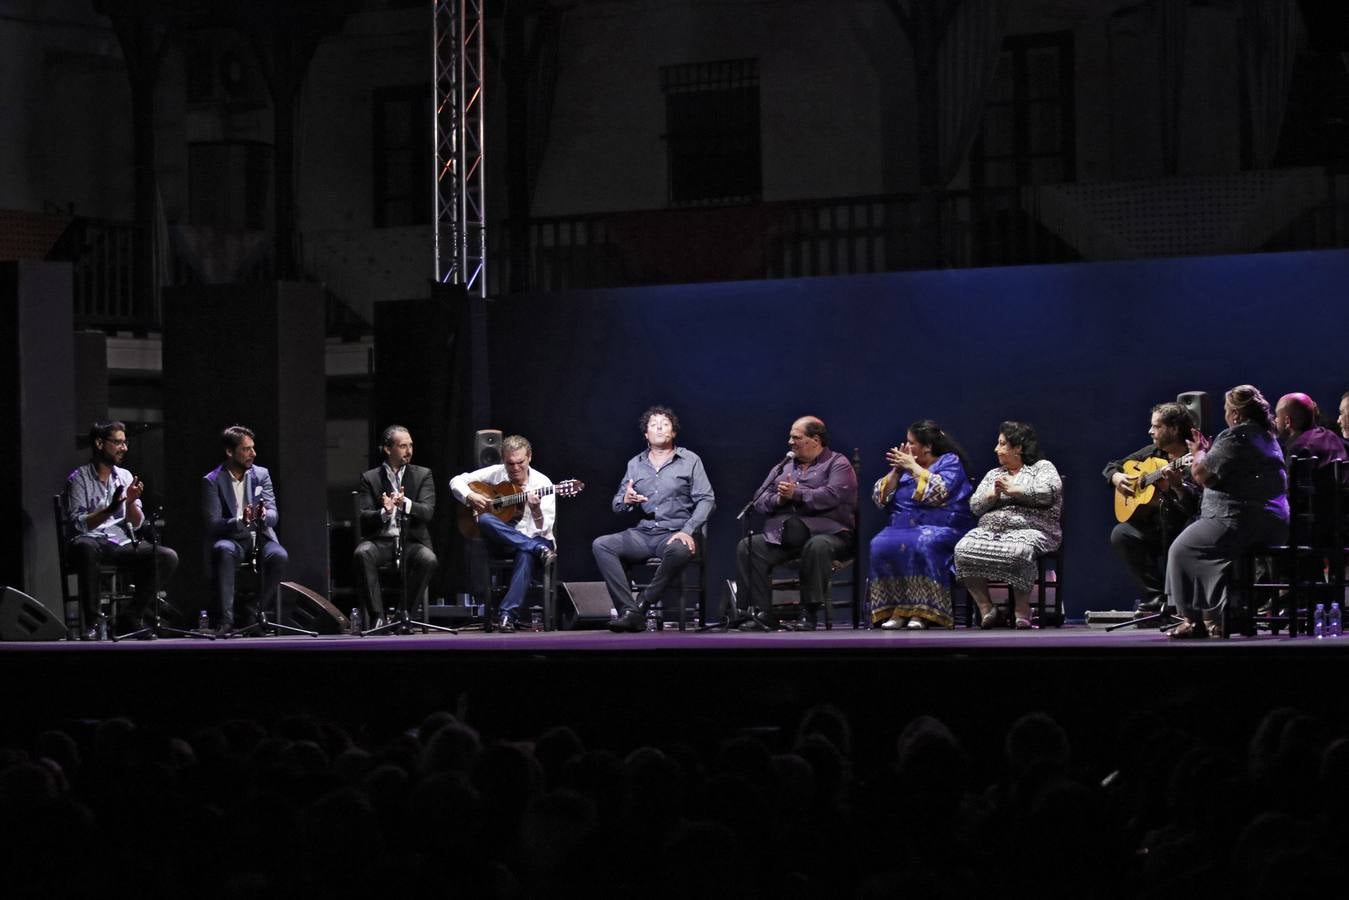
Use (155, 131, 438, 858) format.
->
(534, 725, 585, 790)
(1005, 711, 1071, 783)
(796, 703, 853, 758)
(422, 721, 481, 776)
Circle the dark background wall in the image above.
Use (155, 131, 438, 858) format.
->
(1, 262, 76, 604)
(162, 282, 327, 612)
(487, 248, 1349, 617)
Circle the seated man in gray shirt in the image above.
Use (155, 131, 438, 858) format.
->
(64, 420, 179, 638)
(593, 406, 715, 633)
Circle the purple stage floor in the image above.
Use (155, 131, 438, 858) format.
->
(3, 622, 1348, 654)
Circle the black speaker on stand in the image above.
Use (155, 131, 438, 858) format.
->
(1176, 391, 1210, 436)
(474, 429, 503, 467)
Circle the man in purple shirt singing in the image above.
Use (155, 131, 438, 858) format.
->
(737, 415, 858, 631)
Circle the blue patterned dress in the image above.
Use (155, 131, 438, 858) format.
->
(867, 453, 976, 628)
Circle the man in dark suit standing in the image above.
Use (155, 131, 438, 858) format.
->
(353, 425, 438, 627)
(201, 424, 289, 634)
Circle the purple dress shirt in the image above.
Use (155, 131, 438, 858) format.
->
(751, 447, 858, 545)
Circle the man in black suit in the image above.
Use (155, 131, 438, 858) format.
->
(354, 425, 438, 626)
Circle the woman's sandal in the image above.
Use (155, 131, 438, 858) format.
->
(1170, 619, 1209, 640)
(1014, 615, 1033, 630)
(979, 609, 1004, 629)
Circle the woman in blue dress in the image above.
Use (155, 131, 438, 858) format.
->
(868, 420, 976, 630)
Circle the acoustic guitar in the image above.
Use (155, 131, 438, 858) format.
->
(458, 478, 585, 538)
(1113, 455, 1192, 524)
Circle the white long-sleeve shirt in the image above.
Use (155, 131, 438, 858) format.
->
(449, 464, 556, 540)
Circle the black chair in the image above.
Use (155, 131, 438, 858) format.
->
(1240, 454, 1330, 638)
(53, 493, 133, 640)
(770, 450, 865, 630)
(227, 544, 316, 638)
(961, 476, 1067, 628)
(54, 493, 201, 641)
(1331, 459, 1349, 606)
(484, 552, 558, 631)
(623, 523, 708, 632)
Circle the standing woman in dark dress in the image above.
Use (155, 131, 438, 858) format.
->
(1167, 385, 1289, 639)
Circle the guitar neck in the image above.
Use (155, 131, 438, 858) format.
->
(495, 484, 556, 509)
(1140, 456, 1189, 487)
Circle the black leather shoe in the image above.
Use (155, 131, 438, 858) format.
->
(738, 612, 784, 632)
(607, 609, 645, 633)
(791, 605, 820, 631)
(1136, 597, 1164, 614)
(497, 614, 517, 633)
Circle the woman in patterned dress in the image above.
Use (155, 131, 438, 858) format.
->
(954, 421, 1062, 629)
(867, 420, 975, 630)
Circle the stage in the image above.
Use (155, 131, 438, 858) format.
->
(3, 623, 1346, 777)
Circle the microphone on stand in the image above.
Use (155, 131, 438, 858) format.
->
(249, 502, 264, 571)
(736, 451, 798, 521)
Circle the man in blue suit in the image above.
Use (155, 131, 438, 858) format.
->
(201, 424, 289, 633)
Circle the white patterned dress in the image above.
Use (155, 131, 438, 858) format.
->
(953, 459, 1062, 593)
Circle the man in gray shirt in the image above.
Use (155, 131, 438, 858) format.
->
(593, 406, 714, 633)
(64, 421, 179, 638)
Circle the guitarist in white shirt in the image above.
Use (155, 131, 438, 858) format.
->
(1103, 402, 1201, 614)
(450, 434, 556, 632)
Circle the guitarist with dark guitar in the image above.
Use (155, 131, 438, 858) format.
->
(1103, 402, 1201, 614)
(450, 434, 577, 632)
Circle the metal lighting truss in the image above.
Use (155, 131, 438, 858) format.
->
(433, 0, 486, 295)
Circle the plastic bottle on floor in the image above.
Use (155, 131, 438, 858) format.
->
(1330, 602, 1342, 638)
(197, 609, 210, 633)
(350, 608, 363, 636)
(1314, 603, 1326, 638)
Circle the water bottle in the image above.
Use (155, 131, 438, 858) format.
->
(350, 608, 363, 636)
(690, 606, 702, 630)
(1330, 602, 1342, 638)
(529, 608, 543, 632)
(96, 612, 109, 641)
(197, 609, 210, 633)
(645, 607, 659, 632)
(1313, 603, 1325, 638)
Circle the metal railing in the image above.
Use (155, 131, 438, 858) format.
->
(50, 218, 143, 331)
(487, 187, 1081, 294)
(51, 174, 1349, 332)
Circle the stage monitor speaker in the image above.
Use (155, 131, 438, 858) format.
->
(560, 581, 615, 630)
(278, 582, 349, 635)
(474, 429, 503, 467)
(1176, 391, 1210, 436)
(0, 586, 66, 641)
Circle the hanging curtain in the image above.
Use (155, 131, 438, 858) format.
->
(936, 0, 1010, 185)
(1157, 0, 1187, 176)
(1240, 0, 1303, 169)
